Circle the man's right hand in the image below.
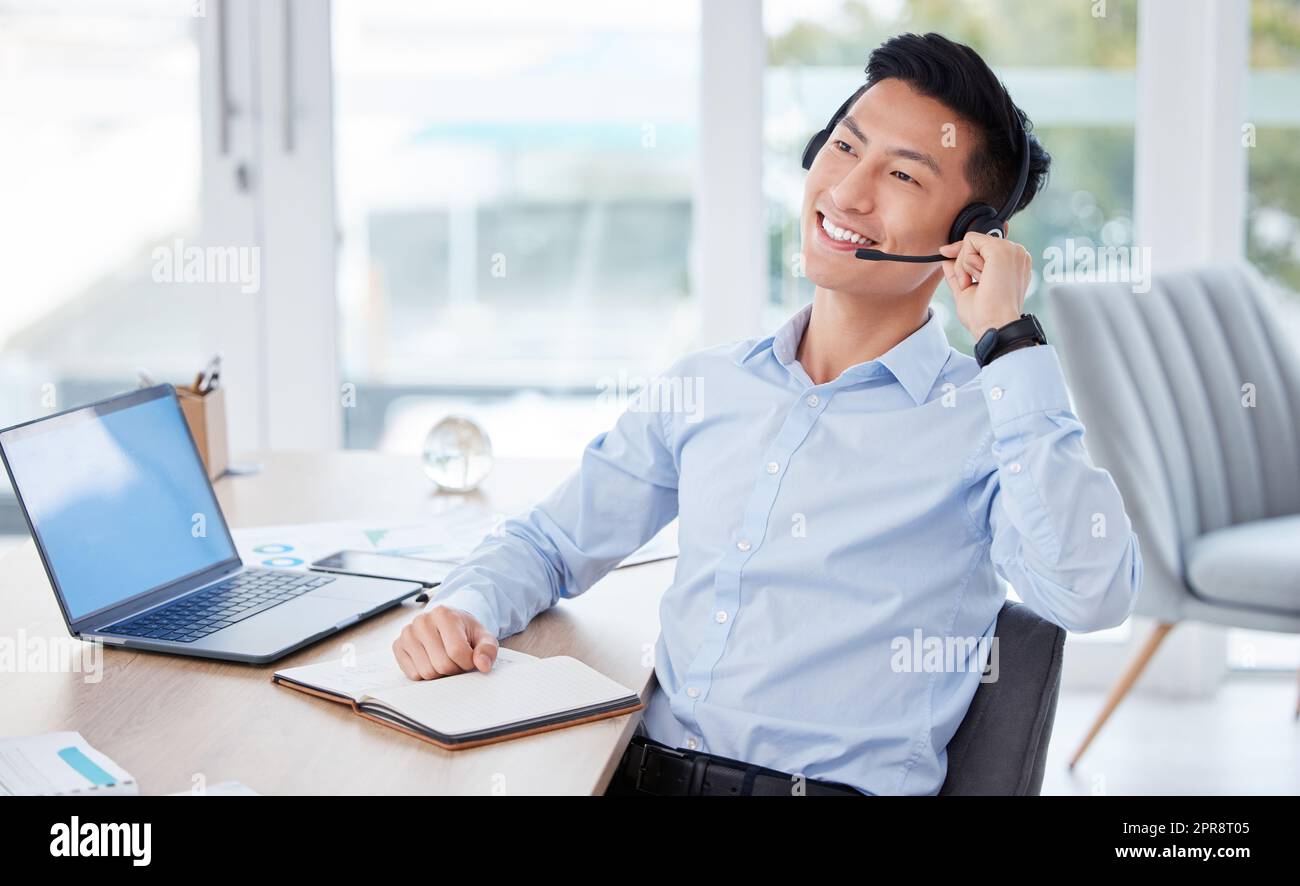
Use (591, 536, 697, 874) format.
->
(393, 605, 499, 680)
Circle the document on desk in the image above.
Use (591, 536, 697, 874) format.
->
(232, 507, 504, 571)
(0, 732, 137, 796)
(273, 648, 642, 750)
(233, 510, 677, 573)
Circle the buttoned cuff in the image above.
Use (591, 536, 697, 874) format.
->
(423, 584, 501, 639)
(978, 344, 1073, 428)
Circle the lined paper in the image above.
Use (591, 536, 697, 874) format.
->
(276, 646, 536, 702)
(370, 656, 635, 737)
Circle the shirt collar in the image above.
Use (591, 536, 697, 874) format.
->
(733, 302, 952, 405)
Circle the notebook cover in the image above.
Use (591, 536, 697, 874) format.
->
(273, 674, 644, 751)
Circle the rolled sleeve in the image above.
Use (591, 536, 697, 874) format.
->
(973, 344, 1143, 633)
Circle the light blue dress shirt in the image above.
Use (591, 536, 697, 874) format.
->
(426, 303, 1142, 795)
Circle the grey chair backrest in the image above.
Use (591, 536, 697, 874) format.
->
(939, 600, 1065, 796)
(1046, 263, 1300, 622)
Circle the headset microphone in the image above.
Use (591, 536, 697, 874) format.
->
(853, 248, 947, 263)
(801, 88, 1032, 265)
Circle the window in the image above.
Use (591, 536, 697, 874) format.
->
(1246, 0, 1300, 297)
(332, 1, 701, 455)
(1228, 0, 1300, 672)
(0, 0, 211, 538)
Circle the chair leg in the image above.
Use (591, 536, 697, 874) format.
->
(1068, 621, 1176, 770)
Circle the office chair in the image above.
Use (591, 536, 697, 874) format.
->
(606, 600, 1063, 796)
(939, 600, 1066, 795)
(1047, 263, 1300, 768)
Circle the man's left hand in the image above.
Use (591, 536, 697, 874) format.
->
(939, 231, 1032, 338)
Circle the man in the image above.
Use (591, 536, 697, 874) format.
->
(393, 32, 1142, 796)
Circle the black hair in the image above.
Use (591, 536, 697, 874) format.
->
(857, 32, 1051, 216)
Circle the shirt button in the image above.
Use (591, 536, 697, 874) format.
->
(715, 610, 729, 624)
(1009, 462, 1022, 474)
(989, 386, 1004, 400)
(736, 539, 751, 552)
(765, 461, 779, 474)
(686, 686, 699, 698)
(686, 737, 698, 750)
(805, 394, 820, 407)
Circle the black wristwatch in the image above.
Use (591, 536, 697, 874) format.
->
(974, 313, 1047, 368)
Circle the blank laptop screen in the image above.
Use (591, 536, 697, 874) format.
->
(1, 389, 237, 623)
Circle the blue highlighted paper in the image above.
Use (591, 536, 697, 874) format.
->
(58, 746, 116, 786)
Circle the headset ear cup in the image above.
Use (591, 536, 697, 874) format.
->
(947, 203, 1000, 244)
(802, 131, 829, 171)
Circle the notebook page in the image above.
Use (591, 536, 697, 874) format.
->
(369, 656, 635, 737)
(276, 647, 536, 702)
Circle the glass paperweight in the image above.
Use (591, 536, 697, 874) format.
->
(421, 415, 494, 492)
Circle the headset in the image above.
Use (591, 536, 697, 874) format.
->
(801, 86, 1032, 264)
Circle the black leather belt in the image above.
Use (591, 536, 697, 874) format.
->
(614, 735, 865, 796)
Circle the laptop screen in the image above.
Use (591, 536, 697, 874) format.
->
(0, 387, 238, 623)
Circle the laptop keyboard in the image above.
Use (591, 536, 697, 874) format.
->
(104, 569, 337, 644)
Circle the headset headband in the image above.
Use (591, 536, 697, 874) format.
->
(995, 128, 1032, 223)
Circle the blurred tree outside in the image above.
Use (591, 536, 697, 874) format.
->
(1247, 0, 1300, 295)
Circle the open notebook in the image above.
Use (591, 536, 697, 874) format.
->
(272, 647, 642, 750)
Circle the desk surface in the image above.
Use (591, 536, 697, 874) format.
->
(0, 451, 672, 795)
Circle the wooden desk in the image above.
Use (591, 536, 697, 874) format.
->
(0, 451, 672, 795)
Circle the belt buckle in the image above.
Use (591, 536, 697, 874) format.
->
(632, 739, 689, 793)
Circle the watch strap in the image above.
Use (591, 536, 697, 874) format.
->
(975, 313, 1047, 367)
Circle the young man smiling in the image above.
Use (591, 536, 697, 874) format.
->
(393, 33, 1143, 796)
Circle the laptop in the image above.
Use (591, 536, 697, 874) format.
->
(0, 385, 422, 664)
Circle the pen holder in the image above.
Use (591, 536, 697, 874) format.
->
(177, 385, 229, 480)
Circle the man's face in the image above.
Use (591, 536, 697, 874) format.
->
(800, 78, 978, 298)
